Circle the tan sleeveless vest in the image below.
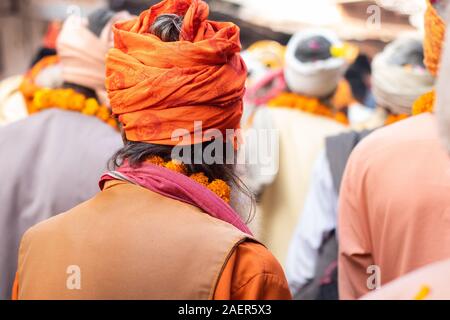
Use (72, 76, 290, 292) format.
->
(17, 181, 252, 299)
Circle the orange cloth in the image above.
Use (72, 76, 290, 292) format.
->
(106, 0, 247, 145)
(11, 242, 291, 300)
(424, 0, 445, 77)
(214, 242, 292, 300)
(43, 21, 62, 49)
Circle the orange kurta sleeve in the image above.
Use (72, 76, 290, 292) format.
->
(214, 241, 292, 300)
(11, 272, 19, 300)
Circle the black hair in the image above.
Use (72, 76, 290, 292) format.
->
(345, 54, 371, 104)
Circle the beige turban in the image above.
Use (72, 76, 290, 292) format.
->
(372, 37, 435, 115)
(56, 11, 132, 106)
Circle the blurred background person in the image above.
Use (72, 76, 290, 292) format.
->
(285, 36, 434, 300)
(0, 7, 131, 300)
(338, 0, 450, 300)
(364, 2, 450, 299)
(243, 29, 355, 264)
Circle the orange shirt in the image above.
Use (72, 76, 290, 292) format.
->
(12, 241, 291, 300)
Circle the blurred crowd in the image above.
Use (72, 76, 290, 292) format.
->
(1, 0, 450, 300)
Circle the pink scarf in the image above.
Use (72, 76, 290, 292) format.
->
(245, 68, 286, 106)
(99, 162, 252, 235)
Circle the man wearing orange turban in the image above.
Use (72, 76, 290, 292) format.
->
(338, 0, 450, 300)
(12, 0, 291, 300)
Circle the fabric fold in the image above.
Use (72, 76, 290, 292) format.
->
(106, 0, 247, 145)
(99, 161, 252, 235)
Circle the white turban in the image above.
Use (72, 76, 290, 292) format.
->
(372, 37, 434, 115)
(284, 29, 347, 98)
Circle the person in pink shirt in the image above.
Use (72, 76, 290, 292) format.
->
(359, 1, 450, 301)
(338, 0, 450, 300)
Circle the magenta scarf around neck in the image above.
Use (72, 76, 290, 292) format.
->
(99, 161, 252, 235)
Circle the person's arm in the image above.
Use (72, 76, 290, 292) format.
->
(285, 151, 338, 296)
(338, 149, 374, 300)
(214, 241, 292, 300)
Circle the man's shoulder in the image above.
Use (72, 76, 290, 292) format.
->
(234, 241, 286, 279)
(351, 113, 438, 162)
(20, 196, 95, 246)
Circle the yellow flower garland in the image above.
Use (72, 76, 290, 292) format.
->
(31, 88, 118, 130)
(412, 90, 435, 116)
(19, 56, 118, 130)
(384, 113, 409, 126)
(267, 92, 349, 125)
(147, 156, 231, 203)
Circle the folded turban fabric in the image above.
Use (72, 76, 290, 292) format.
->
(105, 0, 247, 146)
(57, 10, 132, 106)
(284, 29, 348, 98)
(424, 0, 447, 76)
(372, 38, 435, 115)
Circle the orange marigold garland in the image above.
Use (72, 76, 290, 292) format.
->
(165, 160, 188, 175)
(190, 172, 210, 187)
(19, 55, 118, 130)
(384, 113, 409, 126)
(412, 90, 435, 116)
(19, 55, 60, 104)
(145, 157, 231, 203)
(267, 92, 349, 125)
(207, 180, 231, 203)
(30, 88, 118, 130)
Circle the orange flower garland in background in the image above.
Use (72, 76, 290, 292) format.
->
(31, 88, 118, 130)
(19, 55, 118, 130)
(19, 55, 60, 104)
(384, 113, 409, 126)
(147, 156, 231, 203)
(412, 90, 435, 115)
(424, 0, 445, 77)
(383, 89, 436, 126)
(267, 92, 349, 125)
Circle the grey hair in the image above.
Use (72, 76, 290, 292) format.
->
(150, 14, 183, 42)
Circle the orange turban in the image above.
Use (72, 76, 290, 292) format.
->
(106, 0, 246, 145)
(424, 0, 446, 76)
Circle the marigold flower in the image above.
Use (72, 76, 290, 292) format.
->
(208, 179, 231, 203)
(70, 93, 86, 111)
(190, 172, 209, 186)
(32, 89, 51, 110)
(414, 285, 431, 300)
(51, 89, 73, 109)
(412, 90, 435, 116)
(335, 112, 349, 125)
(147, 156, 165, 166)
(82, 98, 100, 115)
(96, 106, 111, 121)
(268, 91, 349, 125)
(107, 118, 118, 129)
(165, 160, 187, 175)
